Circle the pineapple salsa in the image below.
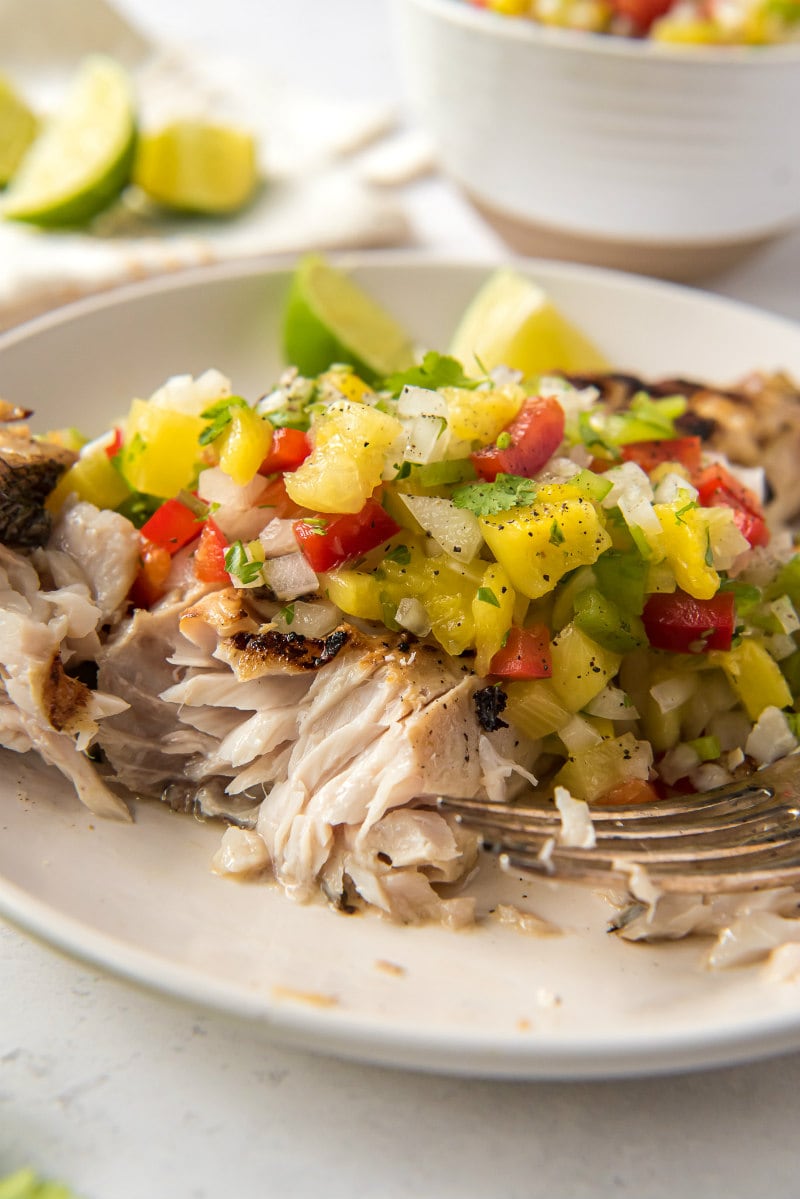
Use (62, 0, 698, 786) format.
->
(45, 260, 800, 807)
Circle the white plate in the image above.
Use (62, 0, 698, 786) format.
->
(3, 254, 800, 1081)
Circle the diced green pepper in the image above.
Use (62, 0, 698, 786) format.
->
(573, 587, 646, 653)
(593, 549, 649, 615)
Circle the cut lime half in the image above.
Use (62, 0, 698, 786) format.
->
(133, 120, 258, 214)
(283, 255, 417, 384)
(0, 74, 37, 187)
(1, 56, 135, 227)
(450, 268, 610, 378)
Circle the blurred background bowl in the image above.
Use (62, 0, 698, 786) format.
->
(393, 0, 800, 280)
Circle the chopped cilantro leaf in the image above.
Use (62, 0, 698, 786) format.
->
(199, 396, 249, 447)
(302, 517, 329, 535)
(281, 603, 295, 626)
(382, 351, 480, 396)
(452, 473, 537, 517)
(385, 544, 411, 565)
(477, 586, 500, 607)
(224, 541, 264, 585)
(549, 519, 565, 546)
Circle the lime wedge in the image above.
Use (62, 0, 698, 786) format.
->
(0, 74, 37, 187)
(133, 120, 258, 214)
(450, 268, 610, 377)
(1, 56, 135, 227)
(282, 255, 417, 383)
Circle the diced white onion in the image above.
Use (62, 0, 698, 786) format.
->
(213, 506, 273, 542)
(558, 715, 602, 754)
(197, 467, 265, 509)
(704, 507, 749, 570)
(769, 595, 800, 635)
(659, 743, 700, 786)
(652, 474, 697, 505)
(649, 674, 697, 714)
(272, 600, 340, 638)
(400, 414, 446, 464)
(708, 709, 753, 752)
(260, 553, 318, 601)
(397, 494, 484, 563)
(601, 461, 654, 509)
(688, 763, 731, 792)
(149, 369, 231, 416)
(584, 684, 639, 720)
(766, 633, 798, 662)
(259, 518, 299, 559)
(745, 706, 798, 766)
(395, 597, 431, 637)
(397, 385, 447, 419)
(555, 786, 596, 849)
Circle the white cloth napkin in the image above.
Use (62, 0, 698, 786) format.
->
(0, 0, 414, 330)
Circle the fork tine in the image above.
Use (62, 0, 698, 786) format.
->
(433, 751, 800, 895)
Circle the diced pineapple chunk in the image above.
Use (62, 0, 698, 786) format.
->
(549, 623, 622, 712)
(46, 447, 131, 514)
(554, 733, 653, 803)
(123, 399, 206, 498)
(322, 569, 383, 621)
(286, 399, 402, 514)
(655, 503, 718, 600)
(480, 499, 611, 599)
(710, 638, 792, 721)
(443, 383, 525, 445)
(473, 563, 515, 676)
(217, 406, 273, 487)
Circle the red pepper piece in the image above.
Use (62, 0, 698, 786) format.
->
(620, 436, 702, 475)
(105, 428, 123, 459)
(141, 498, 203, 555)
(693, 462, 770, 548)
(642, 589, 735, 654)
(489, 625, 552, 679)
(193, 519, 229, 583)
(294, 498, 400, 572)
(259, 427, 312, 475)
(610, 0, 672, 30)
(471, 395, 565, 482)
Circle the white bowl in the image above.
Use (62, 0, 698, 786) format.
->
(393, 0, 800, 278)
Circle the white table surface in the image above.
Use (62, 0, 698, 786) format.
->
(5, 2, 800, 1195)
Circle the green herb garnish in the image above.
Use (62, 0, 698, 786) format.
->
(224, 541, 264, 585)
(199, 395, 249, 446)
(452, 473, 537, 517)
(382, 351, 480, 396)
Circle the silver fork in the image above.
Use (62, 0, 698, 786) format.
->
(436, 752, 800, 895)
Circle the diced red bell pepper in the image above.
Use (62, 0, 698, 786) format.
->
(610, 0, 672, 30)
(294, 498, 400, 572)
(642, 589, 735, 654)
(693, 462, 770, 548)
(105, 428, 123, 459)
(489, 625, 552, 679)
(130, 541, 171, 609)
(471, 395, 565, 482)
(621, 436, 702, 476)
(259, 427, 312, 475)
(193, 519, 229, 583)
(141, 498, 203, 555)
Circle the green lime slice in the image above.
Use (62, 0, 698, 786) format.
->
(450, 268, 610, 377)
(282, 255, 417, 384)
(0, 74, 37, 187)
(133, 120, 259, 214)
(1, 56, 135, 227)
